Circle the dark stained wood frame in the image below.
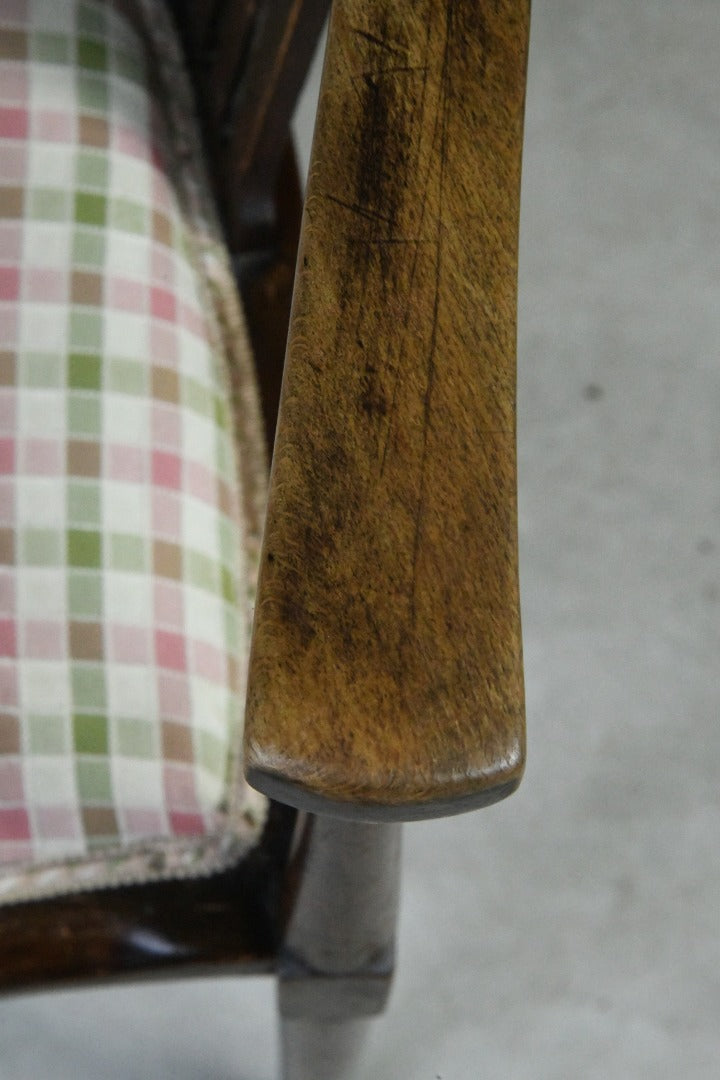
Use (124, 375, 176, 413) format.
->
(168, 0, 331, 446)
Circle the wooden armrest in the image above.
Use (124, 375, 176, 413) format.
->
(244, 0, 530, 822)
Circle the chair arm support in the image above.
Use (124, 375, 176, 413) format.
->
(244, 0, 530, 822)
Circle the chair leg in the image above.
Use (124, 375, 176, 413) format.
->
(281, 1018, 372, 1080)
(277, 816, 401, 1080)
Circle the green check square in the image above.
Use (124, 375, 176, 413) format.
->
(187, 551, 219, 594)
(22, 352, 61, 388)
(76, 758, 112, 801)
(68, 393, 101, 437)
(68, 571, 103, 618)
(218, 518, 235, 564)
(76, 151, 109, 191)
(216, 436, 230, 477)
(184, 378, 212, 418)
(69, 312, 102, 351)
(71, 666, 106, 710)
(197, 731, 225, 778)
(115, 717, 154, 760)
(30, 188, 69, 222)
(224, 608, 239, 652)
(108, 357, 145, 396)
(68, 352, 101, 391)
(73, 713, 108, 755)
(77, 72, 108, 112)
(31, 32, 70, 65)
(110, 533, 146, 572)
(110, 198, 146, 235)
(28, 714, 66, 755)
(214, 395, 228, 431)
(22, 528, 61, 566)
(68, 481, 101, 527)
(74, 192, 106, 227)
(77, 3, 105, 36)
(77, 38, 107, 72)
(72, 227, 105, 267)
(113, 48, 144, 86)
(221, 566, 236, 604)
(68, 529, 102, 568)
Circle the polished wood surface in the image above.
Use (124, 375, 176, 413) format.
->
(0, 805, 296, 994)
(245, 0, 530, 820)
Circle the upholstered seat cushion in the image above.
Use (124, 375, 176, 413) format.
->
(0, 0, 267, 903)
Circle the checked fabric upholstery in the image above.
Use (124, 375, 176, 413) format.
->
(0, 0, 268, 904)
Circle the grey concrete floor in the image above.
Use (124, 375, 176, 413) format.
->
(2, 1, 719, 1076)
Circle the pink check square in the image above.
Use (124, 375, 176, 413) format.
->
(0, 572, 15, 616)
(23, 619, 63, 660)
(0, 619, 17, 658)
(0, 760, 23, 802)
(0, 107, 28, 140)
(151, 489, 181, 538)
(34, 807, 81, 841)
(0, 618, 16, 658)
(0, 391, 15, 430)
(0, 307, 18, 346)
(24, 267, 66, 303)
(157, 671, 190, 720)
(0, 67, 28, 104)
(150, 322, 177, 364)
(0, 223, 22, 262)
(163, 763, 199, 809)
(0, 808, 30, 842)
(107, 444, 146, 483)
(2, 0, 29, 23)
(155, 629, 186, 671)
(111, 624, 151, 664)
(109, 276, 146, 313)
(152, 450, 181, 490)
(34, 110, 74, 143)
(151, 403, 180, 448)
(0, 480, 13, 523)
(151, 286, 176, 322)
(186, 460, 215, 505)
(169, 811, 205, 837)
(0, 438, 14, 474)
(0, 665, 18, 707)
(115, 124, 148, 160)
(191, 639, 225, 685)
(123, 808, 165, 836)
(0, 145, 26, 183)
(22, 438, 62, 475)
(154, 580, 183, 628)
(0, 268, 19, 301)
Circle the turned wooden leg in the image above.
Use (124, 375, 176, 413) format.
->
(277, 817, 401, 1080)
(281, 1019, 372, 1080)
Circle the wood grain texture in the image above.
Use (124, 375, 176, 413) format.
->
(245, 0, 530, 820)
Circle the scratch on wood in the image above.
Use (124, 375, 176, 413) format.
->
(350, 25, 406, 58)
(322, 192, 394, 226)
